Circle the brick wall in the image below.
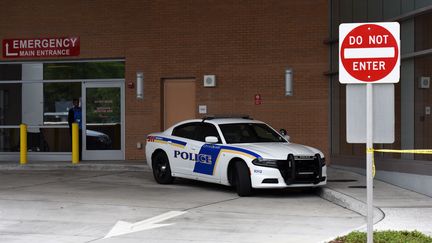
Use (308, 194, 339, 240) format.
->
(0, 0, 329, 160)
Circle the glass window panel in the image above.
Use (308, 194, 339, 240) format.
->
(352, 0, 367, 22)
(196, 123, 220, 142)
(0, 64, 21, 81)
(27, 128, 71, 152)
(340, 0, 353, 23)
(86, 87, 121, 150)
(43, 82, 81, 125)
(415, 0, 432, 9)
(172, 123, 200, 140)
(415, 13, 432, 52)
(0, 128, 19, 152)
(0, 83, 22, 125)
(367, 0, 383, 21)
(383, 0, 401, 19)
(43, 61, 125, 80)
(330, 0, 339, 39)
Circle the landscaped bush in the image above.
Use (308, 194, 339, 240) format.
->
(329, 230, 432, 243)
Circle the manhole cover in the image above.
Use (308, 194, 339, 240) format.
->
(327, 179, 358, 182)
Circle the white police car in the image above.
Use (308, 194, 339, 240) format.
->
(146, 116, 326, 196)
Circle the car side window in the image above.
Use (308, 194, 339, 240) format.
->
(195, 123, 221, 142)
(172, 123, 201, 140)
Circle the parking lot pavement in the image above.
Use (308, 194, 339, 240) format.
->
(0, 170, 364, 243)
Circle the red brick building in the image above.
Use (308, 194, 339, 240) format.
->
(0, 0, 328, 161)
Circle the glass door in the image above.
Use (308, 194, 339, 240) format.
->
(82, 82, 124, 160)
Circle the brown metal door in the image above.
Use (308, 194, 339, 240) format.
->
(164, 79, 196, 129)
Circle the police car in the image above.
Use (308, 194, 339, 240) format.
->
(145, 116, 326, 196)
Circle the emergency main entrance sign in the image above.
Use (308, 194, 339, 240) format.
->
(2, 37, 80, 58)
(339, 22, 400, 84)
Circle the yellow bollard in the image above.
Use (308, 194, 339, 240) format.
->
(72, 123, 79, 164)
(20, 124, 27, 165)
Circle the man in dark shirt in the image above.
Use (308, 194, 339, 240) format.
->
(68, 98, 82, 160)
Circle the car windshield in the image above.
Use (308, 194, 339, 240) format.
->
(219, 123, 286, 144)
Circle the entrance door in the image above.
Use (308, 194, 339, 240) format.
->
(82, 82, 124, 160)
(164, 79, 196, 129)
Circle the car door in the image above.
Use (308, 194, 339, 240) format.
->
(191, 123, 223, 182)
(170, 122, 201, 177)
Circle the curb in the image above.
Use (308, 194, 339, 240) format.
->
(0, 164, 150, 172)
(317, 186, 384, 221)
(316, 187, 385, 242)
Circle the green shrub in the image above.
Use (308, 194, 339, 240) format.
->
(330, 230, 432, 243)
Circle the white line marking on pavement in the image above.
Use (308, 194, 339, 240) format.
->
(104, 210, 187, 239)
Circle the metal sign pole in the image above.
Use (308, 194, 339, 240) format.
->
(366, 83, 374, 243)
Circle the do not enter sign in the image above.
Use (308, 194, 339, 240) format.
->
(339, 22, 400, 84)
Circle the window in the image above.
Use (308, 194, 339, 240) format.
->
(0, 83, 22, 125)
(43, 61, 125, 80)
(43, 82, 81, 125)
(195, 123, 221, 142)
(219, 123, 285, 144)
(172, 123, 200, 140)
(0, 64, 21, 81)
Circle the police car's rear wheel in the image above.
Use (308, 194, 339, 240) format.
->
(152, 151, 174, 184)
(235, 161, 252, 196)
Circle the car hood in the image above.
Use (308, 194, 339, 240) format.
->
(232, 143, 323, 160)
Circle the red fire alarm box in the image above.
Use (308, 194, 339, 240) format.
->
(254, 94, 262, 105)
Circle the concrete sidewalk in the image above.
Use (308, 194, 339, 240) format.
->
(0, 160, 148, 171)
(321, 166, 432, 239)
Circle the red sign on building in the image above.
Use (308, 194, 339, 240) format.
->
(2, 37, 80, 58)
(254, 94, 262, 105)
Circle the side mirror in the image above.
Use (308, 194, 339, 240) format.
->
(279, 129, 290, 142)
(205, 136, 219, 144)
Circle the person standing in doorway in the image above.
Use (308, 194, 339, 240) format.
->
(68, 98, 82, 160)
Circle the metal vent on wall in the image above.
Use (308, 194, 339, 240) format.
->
(420, 76, 430, 89)
(203, 75, 216, 87)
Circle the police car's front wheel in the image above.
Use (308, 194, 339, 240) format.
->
(152, 151, 174, 184)
(235, 161, 253, 196)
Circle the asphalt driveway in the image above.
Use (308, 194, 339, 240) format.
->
(0, 170, 364, 243)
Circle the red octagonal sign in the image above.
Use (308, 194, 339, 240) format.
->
(339, 22, 400, 84)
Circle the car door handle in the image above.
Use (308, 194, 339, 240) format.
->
(191, 146, 199, 151)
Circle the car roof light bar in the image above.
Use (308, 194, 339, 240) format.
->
(202, 114, 253, 122)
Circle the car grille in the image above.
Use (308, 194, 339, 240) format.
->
(276, 154, 326, 185)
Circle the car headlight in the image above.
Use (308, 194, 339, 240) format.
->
(252, 158, 278, 168)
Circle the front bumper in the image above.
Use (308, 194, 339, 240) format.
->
(250, 156, 327, 189)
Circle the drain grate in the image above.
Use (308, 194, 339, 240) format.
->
(327, 179, 358, 182)
(348, 185, 375, 188)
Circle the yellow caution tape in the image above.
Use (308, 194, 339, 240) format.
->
(365, 148, 376, 177)
(366, 148, 374, 153)
(365, 148, 432, 178)
(373, 149, 432, 154)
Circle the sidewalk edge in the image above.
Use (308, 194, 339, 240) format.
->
(317, 186, 385, 221)
(317, 186, 385, 242)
